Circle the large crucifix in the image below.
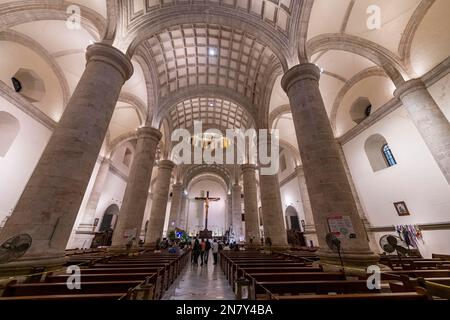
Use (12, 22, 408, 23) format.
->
(195, 191, 220, 236)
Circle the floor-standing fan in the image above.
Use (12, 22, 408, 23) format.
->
(325, 233, 345, 273)
(0, 234, 32, 264)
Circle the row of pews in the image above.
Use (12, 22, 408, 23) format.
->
(220, 250, 450, 300)
(0, 249, 190, 301)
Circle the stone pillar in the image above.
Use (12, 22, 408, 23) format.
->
(78, 158, 111, 231)
(294, 166, 316, 243)
(226, 194, 232, 231)
(258, 168, 289, 248)
(145, 160, 175, 247)
(394, 79, 450, 185)
(231, 184, 243, 242)
(178, 192, 188, 231)
(168, 183, 183, 230)
(241, 164, 260, 245)
(337, 144, 379, 252)
(109, 127, 162, 252)
(0, 43, 133, 274)
(282, 63, 377, 267)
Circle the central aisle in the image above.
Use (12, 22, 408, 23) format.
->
(162, 255, 236, 300)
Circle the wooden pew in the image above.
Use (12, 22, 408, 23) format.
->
(255, 280, 380, 298)
(2, 280, 143, 297)
(270, 292, 428, 301)
(0, 293, 124, 301)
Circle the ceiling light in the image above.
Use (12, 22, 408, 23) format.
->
(208, 47, 218, 57)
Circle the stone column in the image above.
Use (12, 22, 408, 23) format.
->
(231, 184, 243, 242)
(178, 192, 188, 231)
(394, 79, 450, 185)
(0, 43, 133, 273)
(145, 160, 175, 247)
(168, 183, 183, 230)
(78, 158, 111, 231)
(109, 127, 162, 252)
(226, 194, 232, 231)
(241, 164, 260, 245)
(337, 144, 379, 252)
(258, 168, 289, 248)
(294, 166, 316, 242)
(282, 63, 377, 267)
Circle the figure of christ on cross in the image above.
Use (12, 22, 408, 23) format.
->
(195, 191, 220, 238)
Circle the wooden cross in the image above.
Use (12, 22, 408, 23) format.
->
(195, 191, 220, 231)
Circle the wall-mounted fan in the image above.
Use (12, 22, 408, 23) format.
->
(379, 235, 410, 256)
(0, 234, 32, 264)
(325, 233, 345, 271)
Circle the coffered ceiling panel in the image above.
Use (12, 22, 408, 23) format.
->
(169, 97, 252, 131)
(146, 23, 278, 106)
(131, 0, 293, 33)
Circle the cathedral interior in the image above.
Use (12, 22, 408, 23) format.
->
(0, 0, 449, 302)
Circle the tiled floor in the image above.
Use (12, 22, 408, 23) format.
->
(162, 254, 236, 300)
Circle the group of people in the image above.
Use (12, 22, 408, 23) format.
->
(191, 238, 220, 266)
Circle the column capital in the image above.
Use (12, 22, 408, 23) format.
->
(241, 163, 257, 172)
(158, 159, 175, 170)
(393, 78, 426, 100)
(281, 63, 321, 93)
(232, 184, 242, 191)
(137, 126, 162, 143)
(86, 43, 134, 81)
(172, 182, 183, 189)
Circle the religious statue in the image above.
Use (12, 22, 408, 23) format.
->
(195, 191, 220, 239)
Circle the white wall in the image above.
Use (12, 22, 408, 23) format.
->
(342, 75, 450, 256)
(0, 97, 52, 228)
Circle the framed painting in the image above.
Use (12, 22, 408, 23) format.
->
(394, 201, 410, 216)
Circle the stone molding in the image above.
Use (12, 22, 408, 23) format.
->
(86, 43, 134, 81)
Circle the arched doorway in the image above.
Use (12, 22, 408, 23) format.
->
(285, 206, 300, 230)
(91, 204, 119, 248)
(285, 206, 305, 247)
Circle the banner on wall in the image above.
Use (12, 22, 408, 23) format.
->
(327, 215, 356, 239)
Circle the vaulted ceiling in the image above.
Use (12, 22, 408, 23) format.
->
(1, 0, 449, 160)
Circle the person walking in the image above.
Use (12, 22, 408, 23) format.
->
(212, 239, 219, 265)
(192, 237, 200, 265)
(200, 239, 206, 266)
(204, 239, 211, 264)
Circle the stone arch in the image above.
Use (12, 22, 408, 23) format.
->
(99, 204, 120, 232)
(330, 67, 388, 132)
(123, 148, 133, 167)
(307, 33, 408, 86)
(0, 30, 71, 106)
(118, 92, 147, 126)
(122, 11, 290, 71)
(0, 2, 106, 41)
(156, 86, 257, 128)
(0, 111, 20, 157)
(398, 0, 436, 73)
(285, 205, 300, 231)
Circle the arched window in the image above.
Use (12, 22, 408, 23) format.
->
(364, 134, 397, 172)
(350, 97, 372, 124)
(382, 144, 397, 167)
(123, 148, 132, 167)
(0, 111, 20, 157)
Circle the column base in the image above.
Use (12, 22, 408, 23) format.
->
(314, 248, 380, 276)
(108, 245, 141, 255)
(0, 253, 67, 277)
